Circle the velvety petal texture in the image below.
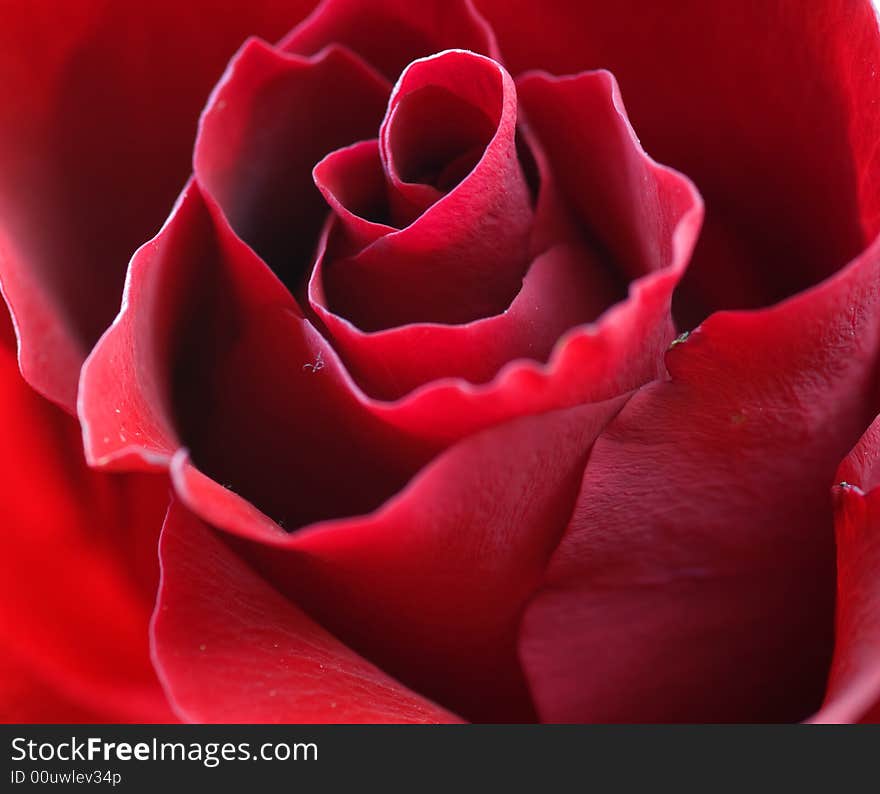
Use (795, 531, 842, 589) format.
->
(0, 0, 317, 410)
(519, 236, 880, 723)
(152, 501, 460, 723)
(0, 315, 173, 723)
(809, 420, 880, 723)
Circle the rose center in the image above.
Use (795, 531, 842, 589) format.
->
(310, 49, 535, 330)
(385, 84, 496, 193)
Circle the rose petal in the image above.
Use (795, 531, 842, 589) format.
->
(808, 421, 880, 724)
(193, 37, 391, 289)
(0, 313, 174, 723)
(79, 182, 435, 525)
(171, 305, 434, 530)
(0, 0, 316, 410)
(280, 0, 500, 80)
(517, 70, 689, 284)
(355, 148, 698, 444)
(310, 140, 395, 250)
(316, 50, 533, 329)
(171, 398, 627, 722)
(152, 500, 460, 723)
(519, 234, 880, 723)
(77, 180, 274, 473)
(476, 0, 880, 325)
(378, 51, 504, 226)
(311, 229, 616, 399)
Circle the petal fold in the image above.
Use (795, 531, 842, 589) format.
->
(79, 182, 434, 528)
(193, 37, 391, 287)
(152, 501, 461, 723)
(809, 420, 880, 723)
(170, 399, 627, 722)
(310, 235, 615, 400)
(519, 235, 880, 723)
(0, 0, 315, 409)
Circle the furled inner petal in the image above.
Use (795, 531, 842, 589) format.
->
(310, 218, 617, 400)
(311, 140, 394, 250)
(315, 49, 534, 331)
(379, 77, 498, 225)
(308, 67, 698, 404)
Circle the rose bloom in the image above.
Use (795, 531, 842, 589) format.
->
(1, 0, 879, 725)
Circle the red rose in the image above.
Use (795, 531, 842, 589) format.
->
(1, 0, 879, 724)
